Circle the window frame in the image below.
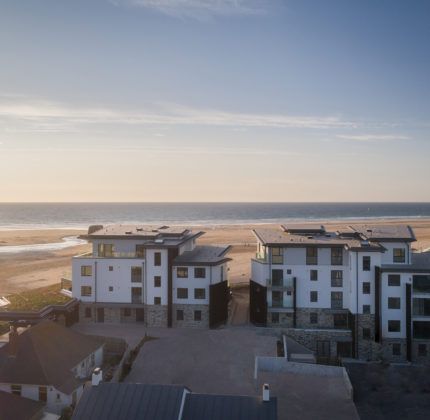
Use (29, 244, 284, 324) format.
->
(154, 296, 161, 305)
(331, 291, 343, 309)
(194, 267, 206, 278)
(388, 320, 401, 332)
(81, 265, 92, 277)
(131, 266, 142, 283)
(331, 247, 343, 265)
(271, 247, 283, 264)
(194, 310, 202, 321)
(388, 297, 401, 310)
(331, 270, 343, 287)
(81, 286, 92, 297)
(310, 270, 318, 281)
(306, 247, 318, 265)
(154, 276, 161, 288)
(154, 252, 161, 266)
(177, 267, 188, 278)
(388, 274, 401, 286)
(310, 312, 318, 324)
(393, 248, 406, 263)
(362, 282, 371, 294)
(176, 309, 184, 321)
(362, 256, 371, 271)
(194, 288, 206, 300)
(310, 291, 318, 303)
(177, 288, 188, 299)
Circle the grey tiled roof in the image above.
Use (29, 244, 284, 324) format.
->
(173, 245, 232, 266)
(183, 393, 277, 420)
(0, 391, 45, 420)
(349, 224, 416, 242)
(72, 383, 187, 420)
(0, 321, 104, 394)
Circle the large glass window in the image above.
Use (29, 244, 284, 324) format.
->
(388, 274, 401, 286)
(362, 256, 371, 271)
(177, 288, 188, 299)
(131, 266, 142, 283)
(413, 298, 430, 316)
(413, 275, 430, 293)
(331, 292, 343, 309)
(272, 291, 283, 307)
(272, 269, 283, 287)
(81, 286, 92, 296)
(393, 248, 406, 263)
(81, 266, 92, 276)
(177, 267, 188, 278)
(271, 247, 283, 264)
(331, 270, 343, 287)
(331, 247, 343, 265)
(306, 247, 318, 265)
(413, 321, 430, 339)
(194, 268, 206, 278)
(131, 287, 142, 303)
(98, 243, 114, 257)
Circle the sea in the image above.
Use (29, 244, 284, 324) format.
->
(0, 202, 430, 230)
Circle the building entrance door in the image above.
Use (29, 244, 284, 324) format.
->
(97, 308, 104, 323)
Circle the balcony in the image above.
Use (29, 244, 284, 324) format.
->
(267, 277, 294, 290)
(254, 252, 267, 262)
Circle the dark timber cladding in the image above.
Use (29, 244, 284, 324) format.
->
(209, 280, 229, 328)
(348, 312, 356, 358)
(374, 266, 381, 342)
(167, 248, 179, 327)
(249, 280, 267, 326)
(406, 283, 412, 361)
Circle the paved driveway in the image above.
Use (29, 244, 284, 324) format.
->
(125, 326, 278, 396)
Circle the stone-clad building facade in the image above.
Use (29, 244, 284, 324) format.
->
(251, 223, 430, 363)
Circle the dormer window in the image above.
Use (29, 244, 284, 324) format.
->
(393, 248, 406, 263)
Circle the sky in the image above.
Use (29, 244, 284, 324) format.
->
(0, 0, 429, 202)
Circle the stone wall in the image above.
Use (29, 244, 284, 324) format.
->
(172, 304, 209, 328)
(283, 327, 352, 358)
(356, 314, 378, 360)
(296, 308, 336, 329)
(267, 311, 294, 327)
(145, 305, 168, 327)
(381, 338, 407, 362)
(411, 340, 430, 364)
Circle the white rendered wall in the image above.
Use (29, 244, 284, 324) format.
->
(145, 248, 169, 305)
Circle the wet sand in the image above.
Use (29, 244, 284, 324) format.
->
(1, 219, 430, 295)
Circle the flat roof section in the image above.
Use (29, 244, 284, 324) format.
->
(173, 245, 232, 266)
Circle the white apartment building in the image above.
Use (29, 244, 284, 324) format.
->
(251, 224, 430, 362)
(72, 225, 231, 328)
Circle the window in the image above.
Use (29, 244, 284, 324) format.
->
(98, 243, 114, 257)
(85, 307, 92, 318)
(177, 267, 188, 278)
(362, 256, 371, 271)
(81, 266, 92, 276)
(154, 252, 161, 266)
(177, 288, 188, 299)
(362, 328, 371, 340)
(331, 270, 343, 287)
(413, 321, 430, 339)
(194, 288, 206, 299)
(331, 247, 343, 265)
(136, 244, 145, 258)
(272, 269, 283, 287)
(287, 269, 292, 275)
(310, 291, 318, 303)
(177, 310, 184, 321)
(393, 248, 406, 263)
(306, 247, 318, 265)
(271, 312, 279, 324)
(81, 286, 92, 297)
(194, 267, 206, 278)
(154, 276, 161, 287)
(333, 314, 348, 329)
(388, 274, 401, 286)
(123, 308, 131, 317)
(109, 266, 113, 271)
(413, 275, 430, 293)
(131, 287, 142, 303)
(388, 297, 401, 309)
(131, 266, 142, 283)
(11, 384, 21, 396)
(388, 320, 401, 332)
(362, 282, 371, 294)
(108, 286, 113, 292)
(392, 343, 401, 356)
(331, 292, 343, 309)
(310, 270, 318, 281)
(418, 344, 427, 356)
(413, 298, 430, 316)
(363, 305, 371, 314)
(154, 297, 161, 305)
(272, 291, 283, 307)
(271, 247, 283, 264)
(310, 312, 318, 324)
(194, 310, 202, 321)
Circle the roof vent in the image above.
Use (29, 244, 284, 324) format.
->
(361, 240, 370, 247)
(125, 231, 132, 235)
(136, 228, 143, 232)
(155, 239, 164, 244)
(307, 236, 313, 239)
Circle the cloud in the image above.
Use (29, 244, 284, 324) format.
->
(111, 0, 266, 19)
(0, 95, 356, 132)
(336, 134, 410, 142)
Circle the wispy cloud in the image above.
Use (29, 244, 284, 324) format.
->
(336, 134, 410, 142)
(0, 95, 356, 133)
(111, 0, 266, 19)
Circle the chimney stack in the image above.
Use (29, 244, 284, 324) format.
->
(92, 367, 102, 386)
(8, 325, 19, 358)
(262, 383, 270, 402)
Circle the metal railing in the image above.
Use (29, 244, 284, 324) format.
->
(267, 277, 294, 289)
(75, 251, 145, 259)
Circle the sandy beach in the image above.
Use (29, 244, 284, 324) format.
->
(1, 219, 430, 295)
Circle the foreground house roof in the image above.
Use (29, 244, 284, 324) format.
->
(0, 321, 104, 393)
(72, 383, 188, 420)
(72, 383, 277, 420)
(0, 390, 45, 420)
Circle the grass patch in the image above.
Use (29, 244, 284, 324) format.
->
(2, 283, 72, 311)
(0, 321, 10, 335)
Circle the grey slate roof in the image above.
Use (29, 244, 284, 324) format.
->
(349, 224, 416, 242)
(182, 393, 277, 420)
(72, 383, 187, 420)
(0, 321, 104, 394)
(0, 391, 45, 420)
(173, 245, 232, 266)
